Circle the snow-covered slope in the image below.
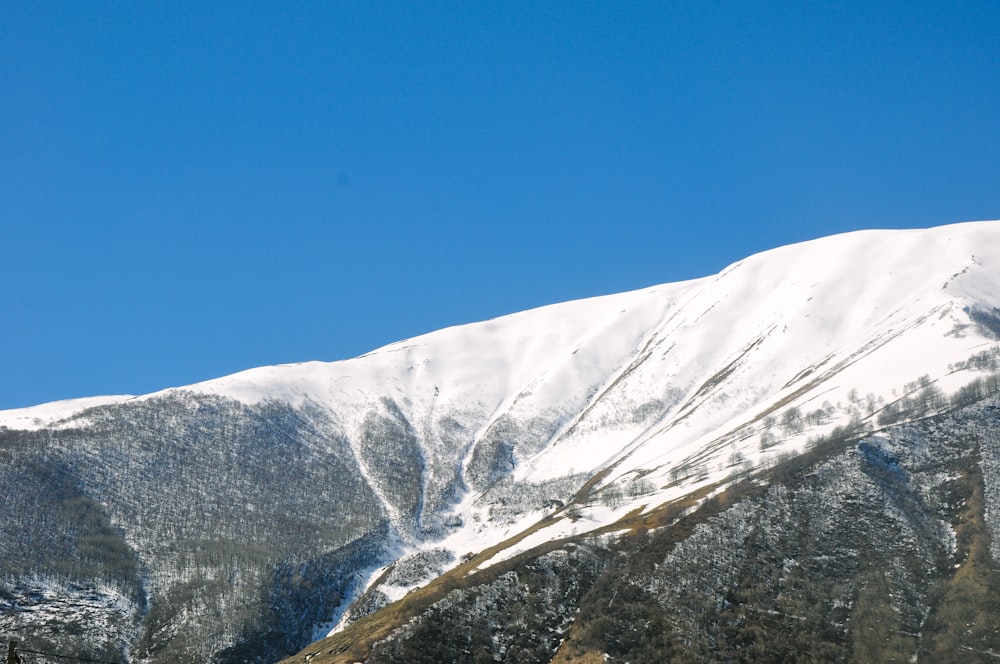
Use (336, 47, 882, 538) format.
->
(183, 222, 997, 473)
(0, 394, 134, 430)
(4, 220, 1000, 648)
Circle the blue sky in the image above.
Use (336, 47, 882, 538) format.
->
(2, 2, 998, 410)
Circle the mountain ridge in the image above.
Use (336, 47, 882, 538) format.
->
(3, 219, 1000, 663)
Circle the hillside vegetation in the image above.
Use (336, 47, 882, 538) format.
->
(287, 391, 1000, 664)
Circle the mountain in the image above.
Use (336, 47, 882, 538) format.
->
(2, 220, 1000, 663)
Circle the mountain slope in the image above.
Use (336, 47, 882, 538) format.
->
(2, 220, 1000, 662)
(297, 396, 1000, 664)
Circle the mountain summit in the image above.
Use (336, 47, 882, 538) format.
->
(3, 220, 1000, 663)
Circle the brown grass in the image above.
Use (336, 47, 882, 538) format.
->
(919, 461, 1000, 662)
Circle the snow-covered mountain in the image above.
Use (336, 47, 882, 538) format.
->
(3, 220, 1000, 663)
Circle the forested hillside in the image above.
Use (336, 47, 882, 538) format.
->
(1, 394, 391, 663)
(290, 389, 1000, 664)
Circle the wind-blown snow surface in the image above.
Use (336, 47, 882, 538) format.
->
(4, 220, 1000, 638)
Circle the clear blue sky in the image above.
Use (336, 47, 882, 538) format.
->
(2, 1, 998, 409)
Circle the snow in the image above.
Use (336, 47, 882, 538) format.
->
(0, 394, 134, 430)
(0, 577, 142, 659)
